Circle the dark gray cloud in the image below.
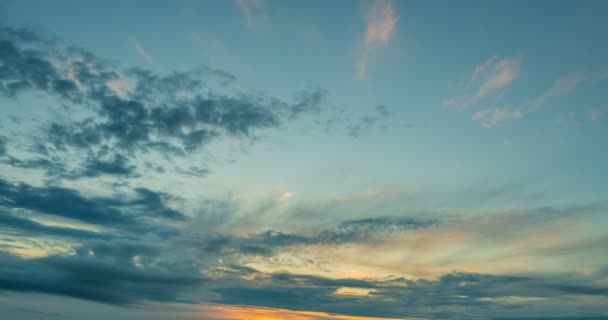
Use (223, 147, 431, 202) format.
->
(346, 104, 393, 137)
(375, 104, 391, 117)
(254, 230, 313, 246)
(193, 217, 439, 258)
(2, 22, 606, 320)
(77, 154, 138, 178)
(0, 25, 325, 180)
(196, 217, 438, 258)
(0, 136, 7, 156)
(0, 26, 110, 102)
(2, 152, 140, 180)
(318, 216, 437, 243)
(212, 269, 608, 319)
(1, 198, 607, 319)
(0, 208, 111, 240)
(12, 307, 66, 319)
(0, 178, 184, 232)
(0, 247, 203, 305)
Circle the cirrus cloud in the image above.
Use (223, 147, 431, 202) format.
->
(357, 0, 397, 80)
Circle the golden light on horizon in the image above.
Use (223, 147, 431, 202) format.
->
(179, 303, 419, 320)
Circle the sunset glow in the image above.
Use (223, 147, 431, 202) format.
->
(1, 1, 608, 319)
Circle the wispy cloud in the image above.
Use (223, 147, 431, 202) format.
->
(587, 108, 602, 122)
(357, 0, 397, 80)
(446, 55, 587, 127)
(444, 55, 520, 109)
(530, 72, 585, 110)
(129, 37, 154, 64)
(235, 0, 265, 28)
(475, 57, 519, 101)
(473, 72, 585, 127)
(472, 107, 523, 128)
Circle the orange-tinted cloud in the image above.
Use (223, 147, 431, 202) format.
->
(182, 303, 415, 320)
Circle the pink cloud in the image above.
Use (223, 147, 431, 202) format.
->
(357, 0, 397, 80)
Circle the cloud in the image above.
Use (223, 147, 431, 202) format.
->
(346, 104, 394, 137)
(211, 269, 608, 319)
(0, 207, 111, 240)
(0, 248, 204, 305)
(0, 27, 84, 100)
(77, 154, 138, 178)
(474, 57, 519, 101)
(2, 237, 608, 318)
(587, 108, 602, 122)
(201, 216, 439, 260)
(532, 72, 585, 109)
(375, 104, 391, 117)
(0, 25, 326, 179)
(317, 217, 437, 244)
(357, 0, 397, 80)
(0, 178, 184, 232)
(2, 21, 607, 320)
(168, 214, 437, 260)
(444, 56, 520, 109)
(472, 72, 585, 127)
(445, 55, 587, 127)
(235, 0, 265, 28)
(472, 107, 523, 128)
(129, 37, 154, 64)
(0, 136, 7, 156)
(1, 181, 608, 319)
(278, 191, 293, 201)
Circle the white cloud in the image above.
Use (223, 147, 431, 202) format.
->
(357, 0, 397, 80)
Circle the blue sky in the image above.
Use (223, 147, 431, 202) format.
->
(1, 1, 608, 319)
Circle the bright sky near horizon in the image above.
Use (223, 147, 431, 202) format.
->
(1, 1, 608, 319)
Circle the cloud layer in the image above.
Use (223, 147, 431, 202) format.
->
(1, 12, 608, 320)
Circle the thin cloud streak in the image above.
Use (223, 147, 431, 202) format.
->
(357, 0, 397, 80)
(444, 55, 520, 109)
(235, 0, 265, 28)
(129, 37, 154, 64)
(473, 72, 585, 127)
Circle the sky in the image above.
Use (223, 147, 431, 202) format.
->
(0, 0, 608, 319)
